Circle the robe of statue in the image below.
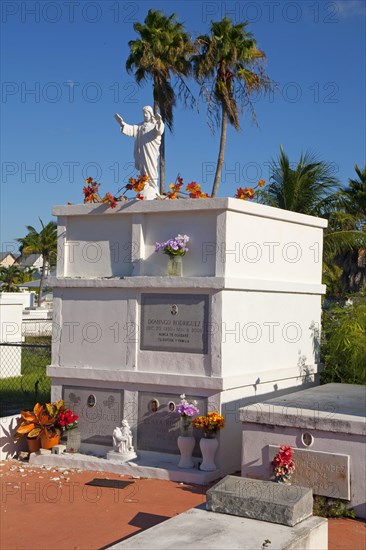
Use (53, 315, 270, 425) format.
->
(121, 116, 164, 198)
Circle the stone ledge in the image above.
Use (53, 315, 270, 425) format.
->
(29, 450, 221, 485)
(239, 383, 366, 435)
(106, 506, 327, 550)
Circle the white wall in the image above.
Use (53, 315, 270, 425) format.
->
(65, 215, 133, 277)
(0, 414, 26, 460)
(224, 211, 324, 283)
(0, 291, 35, 309)
(221, 291, 321, 377)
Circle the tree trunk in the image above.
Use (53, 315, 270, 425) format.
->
(160, 133, 166, 195)
(211, 110, 227, 198)
(153, 99, 165, 195)
(37, 258, 46, 307)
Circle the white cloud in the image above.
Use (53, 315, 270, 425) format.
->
(334, 0, 366, 18)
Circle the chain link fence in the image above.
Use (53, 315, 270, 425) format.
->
(22, 318, 53, 339)
(0, 342, 51, 417)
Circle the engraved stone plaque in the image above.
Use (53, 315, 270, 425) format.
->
(63, 386, 123, 446)
(140, 294, 209, 354)
(137, 392, 207, 455)
(269, 446, 350, 500)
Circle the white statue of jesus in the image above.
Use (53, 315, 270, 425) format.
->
(115, 106, 164, 199)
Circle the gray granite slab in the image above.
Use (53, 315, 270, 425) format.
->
(140, 293, 209, 353)
(206, 476, 313, 527)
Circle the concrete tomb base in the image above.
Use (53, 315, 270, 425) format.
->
(29, 450, 220, 485)
(107, 450, 137, 463)
(106, 506, 328, 550)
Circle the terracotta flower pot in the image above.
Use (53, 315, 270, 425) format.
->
(27, 437, 41, 453)
(40, 431, 61, 450)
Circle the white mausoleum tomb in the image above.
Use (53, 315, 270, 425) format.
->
(48, 198, 327, 476)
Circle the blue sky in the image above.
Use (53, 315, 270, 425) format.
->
(1, 0, 365, 252)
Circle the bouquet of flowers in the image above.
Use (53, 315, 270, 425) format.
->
(272, 444, 295, 483)
(58, 409, 79, 431)
(176, 394, 199, 435)
(155, 234, 189, 256)
(191, 411, 225, 437)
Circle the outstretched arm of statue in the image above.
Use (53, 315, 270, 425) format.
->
(114, 113, 124, 128)
(155, 112, 164, 135)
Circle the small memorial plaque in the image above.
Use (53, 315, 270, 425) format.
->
(269, 446, 350, 500)
(63, 386, 123, 446)
(140, 294, 209, 354)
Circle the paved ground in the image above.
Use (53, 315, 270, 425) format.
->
(0, 460, 365, 550)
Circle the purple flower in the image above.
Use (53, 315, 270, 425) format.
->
(176, 394, 199, 417)
(155, 235, 190, 256)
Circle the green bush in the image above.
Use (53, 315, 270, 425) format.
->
(321, 293, 366, 384)
(313, 496, 356, 518)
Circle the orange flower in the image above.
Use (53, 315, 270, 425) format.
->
(102, 192, 117, 209)
(83, 178, 100, 203)
(127, 174, 148, 193)
(191, 411, 225, 434)
(186, 182, 210, 199)
(258, 179, 266, 187)
(235, 187, 255, 200)
(167, 180, 184, 199)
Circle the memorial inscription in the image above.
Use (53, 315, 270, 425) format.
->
(140, 294, 209, 353)
(63, 386, 123, 446)
(268, 445, 350, 500)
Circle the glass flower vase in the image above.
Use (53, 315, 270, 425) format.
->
(180, 416, 192, 437)
(167, 255, 183, 276)
(66, 428, 81, 453)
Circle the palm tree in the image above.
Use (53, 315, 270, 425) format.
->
(17, 220, 57, 307)
(192, 17, 273, 197)
(126, 9, 194, 194)
(342, 164, 366, 225)
(0, 265, 24, 292)
(258, 147, 340, 216)
(334, 165, 366, 291)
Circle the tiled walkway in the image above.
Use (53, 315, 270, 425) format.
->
(0, 460, 365, 550)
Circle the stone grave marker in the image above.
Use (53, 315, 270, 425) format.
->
(63, 386, 123, 446)
(140, 293, 209, 354)
(269, 445, 350, 500)
(137, 392, 207, 455)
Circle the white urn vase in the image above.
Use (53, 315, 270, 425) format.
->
(199, 435, 218, 471)
(177, 435, 195, 468)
